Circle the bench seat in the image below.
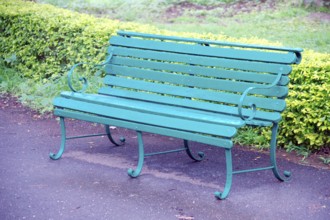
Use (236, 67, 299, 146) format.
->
(54, 92, 238, 147)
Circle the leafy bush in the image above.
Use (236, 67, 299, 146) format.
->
(280, 50, 330, 150)
(0, 0, 329, 150)
(0, 0, 160, 80)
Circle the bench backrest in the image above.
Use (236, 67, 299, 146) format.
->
(99, 31, 302, 123)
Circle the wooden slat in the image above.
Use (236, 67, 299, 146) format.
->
(98, 88, 280, 124)
(109, 56, 290, 85)
(117, 31, 303, 54)
(103, 76, 286, 111)
(53, 97, 237, 138)
(110, 37, 298, 64)
(106, 65, 288, 97)
(108, 47, 292, 75)
(117, 31, 302, 64)
(60, 91, 245, 128)
(54, 109, 233, 148)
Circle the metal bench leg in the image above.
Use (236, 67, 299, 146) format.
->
(270, 123, 292, 181)
(214, 149, 233, 200)
(127, 131, 145, 178)
(104, 125, 126, 146)
(49, 117, 66, 160)
(184, 140, 205, 161)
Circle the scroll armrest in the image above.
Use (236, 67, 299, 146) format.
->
(67, 53, 113, 93)
(238, 69, 284, 121)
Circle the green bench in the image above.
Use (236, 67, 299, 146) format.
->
(50, 31, 303, 199)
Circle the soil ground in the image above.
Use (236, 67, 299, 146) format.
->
(163, 0, 330, 23)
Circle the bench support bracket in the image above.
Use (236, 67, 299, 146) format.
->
(127, 134, 206, 178)
(49, 117, 125, 160)
(270, 123, 292, 181)
(50, 117, 66, 160)
(105, 125, 126, 146)
(184, 140, 205, 161)
(214, 123, 291, 200)
(143, 140, 205, 162)
(128, 131, 145, 178)
(214, 149, 233, 200)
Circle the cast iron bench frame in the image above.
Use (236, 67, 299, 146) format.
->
(50, 31, 303, 199)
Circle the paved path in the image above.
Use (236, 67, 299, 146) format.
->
(0, 98, 329, 220)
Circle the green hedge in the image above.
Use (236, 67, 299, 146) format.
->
(0, 0, 162, 80)
(1, 0, 329, 150)
(281, 51, 330, 150)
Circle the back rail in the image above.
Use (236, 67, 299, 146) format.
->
(117, 31, 303, 59)
(108, 47, 292, 75)
(109, 56, 290, 85)
(110, 37, 298, 64)
(98, 87, 283, 122)
(105, 64, 288, 98)
(103, 76, 286, 112)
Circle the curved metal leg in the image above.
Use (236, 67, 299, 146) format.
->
(127, 131, 144, 178)
(270, 123, 292, 181)
(105, 125, 125, 146)
(184, 140, 205, 161)
(214, 149, 233, 200)
(50, 117, 66, 160)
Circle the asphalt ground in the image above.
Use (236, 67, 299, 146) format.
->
(0, 96, 329, 220)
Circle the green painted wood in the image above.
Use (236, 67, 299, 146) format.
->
(54, 109, 234, 148)
(117, 31, 303, 57)
(98, 87, 280, 124)
(108, 47, 292, 75)
(49, 117, 66, 160)
(103, 76, 286, 111)
(270, 123, 292, 181)
(127, 130, 144, 178)
(53, 97, 238, 138)
(52, 31, 302, 200)
(60, 91, 245, 127)
(110, 36, 298, 64)
(106, 65, 288, 97)
(109, 56, 290, 85)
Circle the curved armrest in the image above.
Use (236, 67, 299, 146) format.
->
(238, 68, 284, 121)
(67, 53, 113, 93)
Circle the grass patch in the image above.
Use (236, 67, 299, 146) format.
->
(0, 64, 24, 94)
(285, 142, 311, 161)
(233, 127, 270, 150)
(37, 0, 330, 52)
(0, 61, 104, 113)
(0, 63, 63, 112)
(157, 3, 329, 52)
(319, 156, 330, 165)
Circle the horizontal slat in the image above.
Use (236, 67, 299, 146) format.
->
(103, 76, 286, 111)
(110, 56, 290, 85)
(99, 87, 281, 126)
(110, 36, 298, 64)
(98, 88, 279, 125)
(117, 31, 303, 56)
(54, 109, 233, 148)
(60, 91, 245, 127)
(108, 46, 292, 75)
(54, 97, 237, 138)
(106, 65, 288, 97)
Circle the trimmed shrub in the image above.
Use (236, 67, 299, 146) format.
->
(0, 0, 329, 150)
(281, 50, 330, 150)
(0, 0, 160, 80)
